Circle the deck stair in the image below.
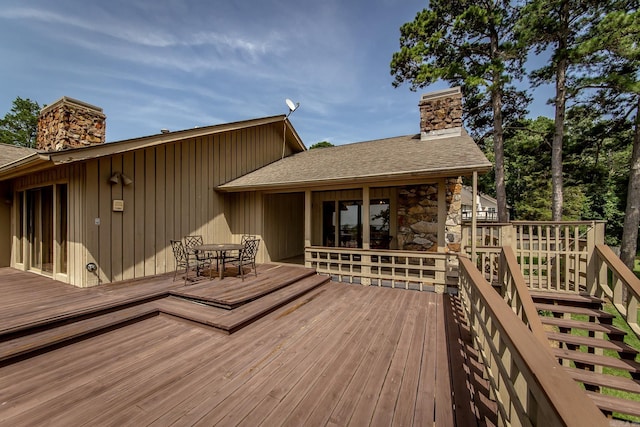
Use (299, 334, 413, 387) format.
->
(532, 291, 640, 419)
(0, 267, 329, 365)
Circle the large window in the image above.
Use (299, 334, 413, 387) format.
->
(322, 199, 390, 249)
(339, 201, 362, 248)
(370, 199, 390, 249)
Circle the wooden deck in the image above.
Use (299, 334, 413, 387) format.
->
(0, 267, 496, 426)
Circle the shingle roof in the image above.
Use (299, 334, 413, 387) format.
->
(218, 130, 492, 191)
(0, 143, 37, 167)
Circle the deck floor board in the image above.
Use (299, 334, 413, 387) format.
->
(0, 267, 496, 426)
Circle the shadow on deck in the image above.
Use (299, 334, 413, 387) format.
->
(0, 266, 497, 426)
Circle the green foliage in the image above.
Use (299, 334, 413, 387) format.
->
(390, 0, 529, 222)
(390, 0, 528, 139)
(309, 141, 334, 149)
(0, 97, 41, 148)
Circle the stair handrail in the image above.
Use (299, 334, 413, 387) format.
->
(595, 244, 640, 338)
(500, 247, 548, 345)
(458, 254, 608, 427)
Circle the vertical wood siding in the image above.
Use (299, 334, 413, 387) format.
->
(9, 121, 288, 286)
(263, 192, 305, 262)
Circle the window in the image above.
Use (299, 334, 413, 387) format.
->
(57, 184, 67, 274)
(339, 201, 362, 248)
(16, 192, 24, 264)
(321, 198, 391, 249)
(370, 199, 390, 249)
(322, 201, 336, 247)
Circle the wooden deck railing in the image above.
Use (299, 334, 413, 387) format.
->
(305, 247, 448, 292)
(458, 255, 608, 426)
(462, 221, 606, 293)
(595, 244, 640, 338)
(499, 247, 548, 344)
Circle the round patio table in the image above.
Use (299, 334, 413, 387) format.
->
(192, 243, 244, 279)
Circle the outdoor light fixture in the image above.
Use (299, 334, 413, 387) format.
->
(282, 98, 300, 159)
(120, 173, 133, 186)
(109, 172, 134, 186)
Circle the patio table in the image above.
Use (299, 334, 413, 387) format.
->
(191, 243, 244, 279)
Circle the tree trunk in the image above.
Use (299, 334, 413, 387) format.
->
(489, 25, 508, 223)
(551, 1, 569, 222)
(491, 72, 508, 222)
(620, 97, 640, 270)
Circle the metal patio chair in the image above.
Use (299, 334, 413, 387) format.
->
(170, 239, 210, 285)
(228, 237, 260, 280)
(184, 235, 218, 272)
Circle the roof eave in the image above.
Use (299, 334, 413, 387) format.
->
(0, 153, 52, 181)
(217, 164, 493, 193)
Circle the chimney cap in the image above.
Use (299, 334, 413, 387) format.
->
(419, 86, 461, 104)
(39, 96, 104, 116)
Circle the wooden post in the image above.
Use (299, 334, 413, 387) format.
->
(586, 221, 606, 296)
(304, 190, 311, 268)
(362, 186, 371, 285)
(437, 178, 447, 250)
(471, 171, 478, 265)
(362, 186, 370, 250)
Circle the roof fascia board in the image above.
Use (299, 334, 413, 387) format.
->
(284, 118, 306, 152)
(0, 153, 52, 180)
(217, 165, 492, 193)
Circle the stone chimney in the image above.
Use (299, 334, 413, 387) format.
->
(419, 87, 463, 140)
(37, 97, 106, 151)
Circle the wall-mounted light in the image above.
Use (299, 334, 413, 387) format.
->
(109, 172, 133, 186)
(120, 173, 133, 186)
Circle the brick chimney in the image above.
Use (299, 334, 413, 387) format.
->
(37, 97, 106, 151)
(419, 87, 463, 140)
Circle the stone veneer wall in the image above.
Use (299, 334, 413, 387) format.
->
(396, 178, 463, 252)
(37, 97, 106, 151)
(419, 88, 463, 136)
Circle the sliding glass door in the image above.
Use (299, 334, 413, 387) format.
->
(19, 184, 67, 276)
(27, 187, 54, 273)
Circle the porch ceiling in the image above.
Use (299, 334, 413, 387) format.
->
(217, 131, 492, 192)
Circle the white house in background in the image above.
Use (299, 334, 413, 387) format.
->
(461, 186, 505, 222)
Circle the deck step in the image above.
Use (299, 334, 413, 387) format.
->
(160, 274, 330, 333)
(552, 348, 640, 373)
(565, 367, 640, 394)
(540, 317, 627, 340)
(585, 391, 640, 418)
(0, 303, 159, 363)
(217, 274, 330, 333)
(535, 303, 613, 319)
(530, 291, 604, 308)
(154, 297, 230, 327)
(546, 332, 638, 356)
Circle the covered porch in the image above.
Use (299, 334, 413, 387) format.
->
(219, 128, 492, 292)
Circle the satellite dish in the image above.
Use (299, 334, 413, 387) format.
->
(286, 98, 298, 112)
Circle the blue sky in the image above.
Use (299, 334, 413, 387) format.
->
(0, 1, 553, 146)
